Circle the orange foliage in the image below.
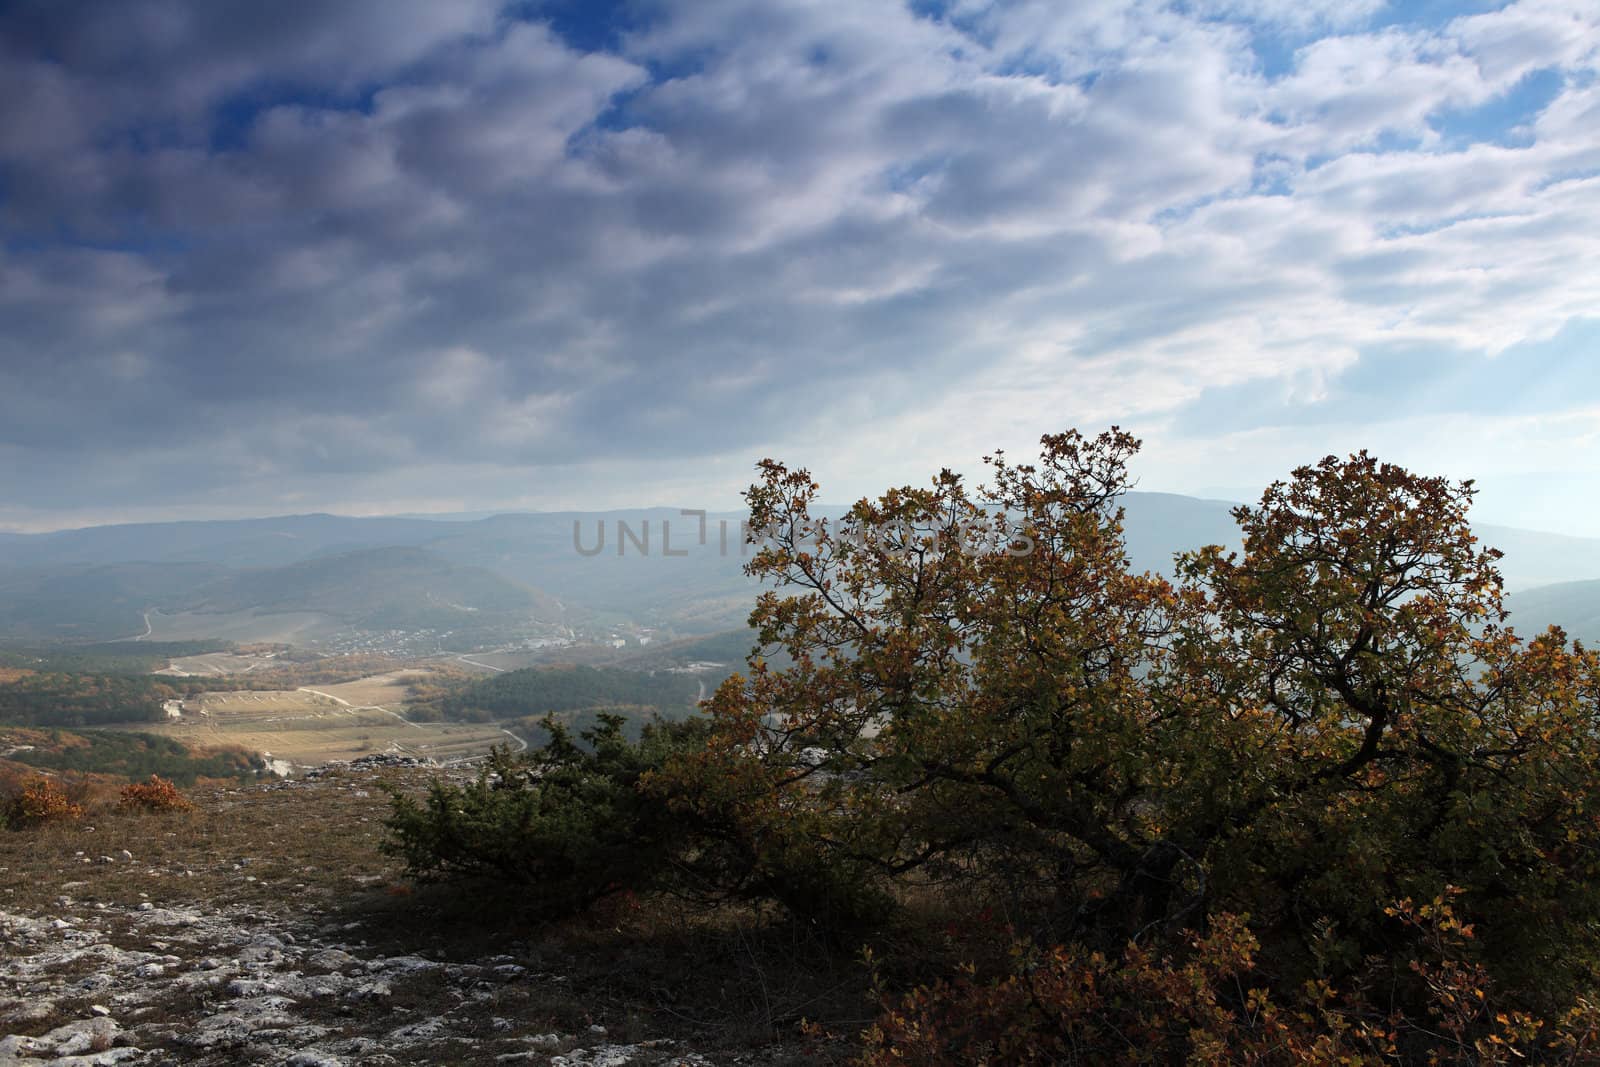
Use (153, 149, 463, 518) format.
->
(3, 777, 85, 828)
(118, 774, 193, 813)
(860, 898, 1600, 1066)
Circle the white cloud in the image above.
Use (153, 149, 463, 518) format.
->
(1450, 0, 1600, 84)
(2, 0, 1599, 533)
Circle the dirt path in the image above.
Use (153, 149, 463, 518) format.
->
(119, 609, 154, 642)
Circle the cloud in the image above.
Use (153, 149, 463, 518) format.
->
(0, 0, 1597, 534)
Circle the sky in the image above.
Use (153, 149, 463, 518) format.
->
(1, 0, 1597, 535)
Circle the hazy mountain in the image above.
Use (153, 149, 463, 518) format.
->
(1119, 493, 1241, 575)
(1505, 579, 1600, 646)
(0, 514, 445, 570)
(1117, 495, 1600, 592)
(2, 495, 1598, 644)
(0, 562, 229, 640)
(185, 546, 561, 631)
(1472, 526, 1600, 593)
(423, 509, 761, 628)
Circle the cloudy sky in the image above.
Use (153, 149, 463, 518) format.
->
(1, 0, 1597, 535)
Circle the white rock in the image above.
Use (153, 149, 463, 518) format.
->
(285, 1052, 344, 1067)
(34, 1015, 119, 1056)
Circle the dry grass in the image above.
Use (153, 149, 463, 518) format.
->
(310, 670, 438, 707)
(0, 771, 400, 915)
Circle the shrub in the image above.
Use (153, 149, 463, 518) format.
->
(118, 774, 193, 813)
(2, 776, 85, 829)
(381, 714, 709, 917)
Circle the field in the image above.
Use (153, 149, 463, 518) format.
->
(109, 672, 519, 772)
(306, 669, 437, 707)
(154, 650, 285, 677)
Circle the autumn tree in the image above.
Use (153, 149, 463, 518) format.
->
(647, 429, 1180, 925)
(388, 428, 1600, 1057)
(648, 430, 1600, 1010)
(1162, 452, 1600, 1007)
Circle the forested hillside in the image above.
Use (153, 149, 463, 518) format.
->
(1, 728, 263, 784)
(0, 672, 203, 728)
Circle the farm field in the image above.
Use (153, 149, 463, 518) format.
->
(109, 678, 518, 773)
(155, 650, 286, 677)
(305, 669, 437, 708)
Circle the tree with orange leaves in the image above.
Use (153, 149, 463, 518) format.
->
(650, 429, 1600, 1020)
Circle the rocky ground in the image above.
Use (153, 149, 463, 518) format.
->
(0, 759, 847, 1066)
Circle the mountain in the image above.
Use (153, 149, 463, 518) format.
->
(3, 496, 1598, 644)
(1471, 525, 1600, 593)
(1119, 493, 1241, 575)
(422, 509, 760, 628)
(0, 562, 229, 640)
(1504, 579, 1600, 646)
(184, 546, 561, 631)
(0, 514, 445, 570)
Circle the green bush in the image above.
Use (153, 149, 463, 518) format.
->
(381, 714, 707, 916)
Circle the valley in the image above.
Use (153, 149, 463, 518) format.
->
(2, 497, 1598, 785)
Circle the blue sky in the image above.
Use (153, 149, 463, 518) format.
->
(0, 0, 1597, 534)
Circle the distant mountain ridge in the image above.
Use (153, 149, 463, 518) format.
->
(0, 514, 450, 570)
(0, 547, 557, 641)
(1504, 579, 1600, 647)
(2, 495, 1599, 643)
